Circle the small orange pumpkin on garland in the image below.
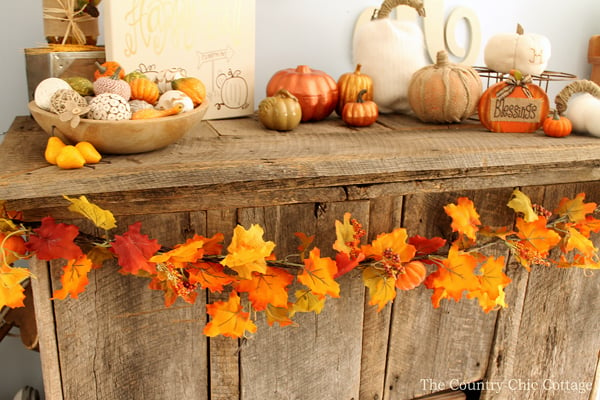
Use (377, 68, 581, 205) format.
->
(478, 69, 550, 133)
(342, 89, 379, 127)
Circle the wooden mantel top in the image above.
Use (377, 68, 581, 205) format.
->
(2, 113, 600, 218)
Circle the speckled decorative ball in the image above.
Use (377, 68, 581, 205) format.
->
(88, 93, 132, 121)
(49, 89, 88, 115)
(128, 99, 154, 114)
(34, 77, 72, 110)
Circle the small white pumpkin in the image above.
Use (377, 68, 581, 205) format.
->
(484, 24, 551, 76)
(353, 0, 427, 114)
(156, 90, 194, 112)
(34, 77, 72, 110)
(155, 67, 187, 94)
(555, 80, 600, 137)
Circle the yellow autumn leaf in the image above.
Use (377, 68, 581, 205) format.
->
(565, 227, 598, 258)
(63, 195, 117, 231)
(333, 212, 355, 254)
(291, 289, 326, 316)
(507, 189, 538, 222)
(0, 265, 31, 308)
(221, 224, 276, 280)
(362, 266, 396, 311)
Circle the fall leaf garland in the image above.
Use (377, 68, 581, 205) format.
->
(1, 190, 599, 339)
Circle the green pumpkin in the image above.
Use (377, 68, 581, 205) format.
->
(63, 76, 94, 97)
(123, 71, 149, 83)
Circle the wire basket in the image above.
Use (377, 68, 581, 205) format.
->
(474, 67, 577, 92)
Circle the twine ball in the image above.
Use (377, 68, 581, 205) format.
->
(49, 89, 88, 115)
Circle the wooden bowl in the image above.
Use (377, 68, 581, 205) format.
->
(28, 101, 209, 154)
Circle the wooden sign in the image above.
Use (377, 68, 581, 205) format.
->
(103, 0, 255, 120)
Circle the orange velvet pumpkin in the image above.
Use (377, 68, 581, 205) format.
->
(266, 65, 338, 122)
(478, 70, 549, 133)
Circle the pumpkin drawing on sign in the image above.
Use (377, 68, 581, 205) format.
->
(216, 69, 250, 110)
(478, 70, 549, 133)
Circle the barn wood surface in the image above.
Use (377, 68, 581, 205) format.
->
(2, 114, 600, 400)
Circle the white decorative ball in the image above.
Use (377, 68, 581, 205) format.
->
(34, 77, 71, 110)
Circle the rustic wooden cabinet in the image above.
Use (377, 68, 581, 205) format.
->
(1, 114, 599, 400)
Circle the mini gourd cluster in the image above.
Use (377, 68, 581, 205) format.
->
(33, 61, 207, 168)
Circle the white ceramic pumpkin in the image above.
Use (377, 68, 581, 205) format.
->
(353, 0, 427, 114)
(555, 80, 600, 137)
(484, 24, 551, 76)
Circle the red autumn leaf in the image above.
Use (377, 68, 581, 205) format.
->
(444, 197, 481, 240)
(51, 255, 93, 300)
(25, 216, 83, 261)
(334, 251, 365, 278)
(235, 266, 294, 311)
(298, 248, 340, 298)
(408, 234, 446, 258)
(203, 291, 257, 338)
(111, 222, 161, 275)
(294, 231, 315, 257)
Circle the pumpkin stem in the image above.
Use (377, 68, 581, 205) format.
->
(295, 65, 312, 74)
(95, 61, 107, 75)
(436, 50, 449, 67)
(276, 89, 299, 102)
(355, 64, 363, 74)
(516, 23, 524, 35)
(111, 67, 123, 80)
(356, 89, 368, 103)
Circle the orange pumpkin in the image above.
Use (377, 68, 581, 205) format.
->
(478, 70, 549, 133)
(266, 65, 338, 122)
(395, 261, 427, 291)
(342, 89, 379, 127)
(543, 109, 572, 137)
(129, 78, 160, 105)
(336, 64, 373, 116)
(94, 61, 125, 81)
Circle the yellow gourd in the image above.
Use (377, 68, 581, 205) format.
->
(56, 145, 86, 169)
(171, 77, 206, 106)
(44, 136, 66, 165)
(75, 142, 102, 164)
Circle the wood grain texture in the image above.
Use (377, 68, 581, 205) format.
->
(50, 214, 209, 400)
(384, 189, 515, 400)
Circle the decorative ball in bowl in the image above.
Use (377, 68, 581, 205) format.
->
(28, 101, 209, 154)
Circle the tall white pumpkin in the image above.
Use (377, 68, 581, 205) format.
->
(484, 24, 551, 76)
(556, 80, 600, 137)
(353, 0, 427, 114)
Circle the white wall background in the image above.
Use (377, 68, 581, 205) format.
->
(0, 0, 598, 398)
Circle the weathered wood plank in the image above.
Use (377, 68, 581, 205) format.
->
(384, 188, 515, 400)
(205, 208, 240, 400)
(483, 183, 600, 400)
(359, 195, 403, 400)
(29, 258, 64, 400)
(50, 213, 209, 400)
(239, 202, 368, 400)
(3, 116, 600, 207)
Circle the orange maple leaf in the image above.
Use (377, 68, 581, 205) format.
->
(298, 248, 340, 298)
(150, 238, 206, 265)
(444, 197, 481, 240)
(235, 266, 294, 311)
(467, 256, 511, 312)
(515, 216, 561, 256)
(554, 193, 597, 223)
(424, 245, 480, 307)
(203, 291, 257, 338)
(221, 224, 275, 280)
(575, 216, 600, 237)
(362, 266, 396, 311)
(52, 255, 93, 300)
(0, 265, 31, 308)
(187, 262, 235, 293)
(564, 227, 597, 258)
(363, 228, 417, 265)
